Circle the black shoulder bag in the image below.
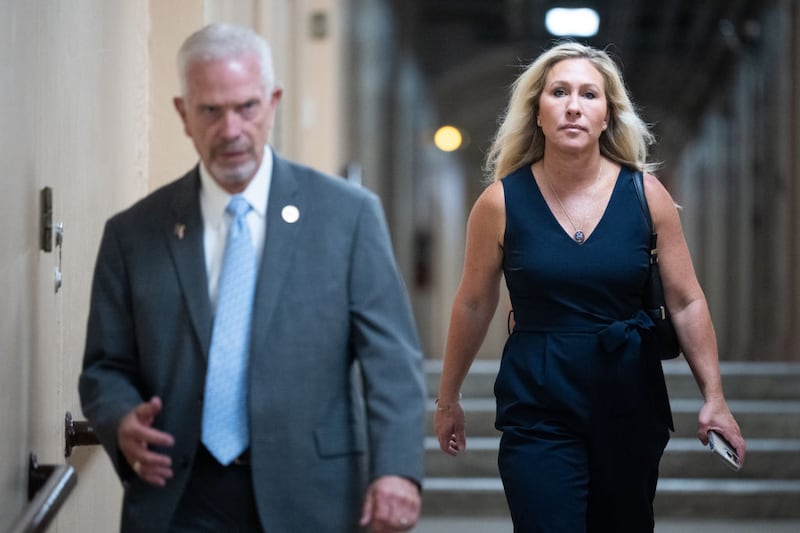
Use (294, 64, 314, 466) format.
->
(633, 171, 682, 360)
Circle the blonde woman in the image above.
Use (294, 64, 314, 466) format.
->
(434, 42, 745, 532)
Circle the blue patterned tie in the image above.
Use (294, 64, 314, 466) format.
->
(202, 195, 256, 465)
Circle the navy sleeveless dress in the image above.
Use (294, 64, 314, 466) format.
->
(495, 164, 672, 533)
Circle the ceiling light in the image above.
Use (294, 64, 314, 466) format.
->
(545, 8, 600, 37)
(434, 125, 463, 152)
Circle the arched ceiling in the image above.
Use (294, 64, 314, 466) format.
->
(394, 0, 771, 185)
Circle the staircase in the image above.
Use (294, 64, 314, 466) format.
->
(422, 359, 800, 519)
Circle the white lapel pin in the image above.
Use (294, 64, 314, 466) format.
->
(174, 223, 186, 240)
(281, 205, 300, 224)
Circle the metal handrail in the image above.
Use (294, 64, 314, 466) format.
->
(8, 455, 77, 533)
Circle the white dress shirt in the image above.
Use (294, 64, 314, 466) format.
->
(199, 148, 272, 309)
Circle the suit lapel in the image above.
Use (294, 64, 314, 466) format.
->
(251, 154, 304, 346)
(165, 167, 213, 358)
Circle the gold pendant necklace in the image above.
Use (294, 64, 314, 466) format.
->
(545, 160, 603, 244)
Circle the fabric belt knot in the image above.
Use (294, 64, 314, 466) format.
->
(598, 309, 653, 354)
(597, 309, 654, 413)
(202, 195, 256, 466)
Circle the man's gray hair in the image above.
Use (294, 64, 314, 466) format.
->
(177, 22, 276, 97)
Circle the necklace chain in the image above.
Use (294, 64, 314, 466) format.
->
(545, 160, 603, 244)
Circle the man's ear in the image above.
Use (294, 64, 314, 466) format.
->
(270, 87, 283, 106)
(173, 97, 190, 136)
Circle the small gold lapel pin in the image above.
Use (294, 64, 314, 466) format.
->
(174, 223, 186, 240)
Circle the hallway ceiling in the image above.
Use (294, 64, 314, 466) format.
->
(397, 0, 771, 183)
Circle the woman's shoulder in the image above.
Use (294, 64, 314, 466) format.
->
(641, 171, 680, 231)
(470, 181, 506, 224)
(477, 180, 505, 208)
(468, 181, 506, 245)
(642, 171, 674, 204)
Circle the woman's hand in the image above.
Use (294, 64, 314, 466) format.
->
(697, 397, 747, 466)
(434, 400, 466, 456)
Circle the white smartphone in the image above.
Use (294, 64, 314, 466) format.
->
(707, 430, 742, 471)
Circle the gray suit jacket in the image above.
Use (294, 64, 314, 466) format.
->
(79, 153, 426, 532)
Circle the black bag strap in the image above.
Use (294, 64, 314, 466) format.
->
(632, 170, 652, 232)
(632, 170, 658, 262)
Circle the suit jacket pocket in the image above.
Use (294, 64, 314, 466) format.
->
(313, 425, 366, 458)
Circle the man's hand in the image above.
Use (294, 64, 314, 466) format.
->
(359, 475, 421, 532)
(118, 396, 175, 486)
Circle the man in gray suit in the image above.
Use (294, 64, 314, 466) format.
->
(79, 22, 425, 532)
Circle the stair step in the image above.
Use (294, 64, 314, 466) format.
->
(422, 359, 800, 519)
(426, 399, 800, 439)
(661, 438, 800, 478)
(425, 360, 800, 401)
(425, 437, 800, 479)
(422, 477, 800, 518)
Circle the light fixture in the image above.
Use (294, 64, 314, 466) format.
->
(545, 7, 600, 37)
(434, 125, 463, 152)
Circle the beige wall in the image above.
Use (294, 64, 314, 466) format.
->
(1, 1, 151, 530)
(148, 0, 205, 189)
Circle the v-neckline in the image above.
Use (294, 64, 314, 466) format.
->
(529, 165, 622, 246)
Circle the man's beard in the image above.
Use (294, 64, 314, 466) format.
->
(209, 143, 258, 187)
(211, 158, 258, 187)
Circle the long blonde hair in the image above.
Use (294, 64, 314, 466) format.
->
(486, 42, 656, 181)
